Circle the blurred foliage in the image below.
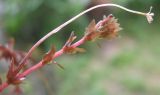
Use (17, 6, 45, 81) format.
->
(1, 0, 160, 95)
(2, 0, 88, 49)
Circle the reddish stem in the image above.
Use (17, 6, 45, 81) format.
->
(0, 4, 153, 92)
(0, 37, 85, 92)
(17, 37, 86, 79)
(17, 50, 63, 78)
(0, 82, 9, 92)
(17, 3, 149, 73)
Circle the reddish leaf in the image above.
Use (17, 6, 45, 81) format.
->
(42, 46, 56, 64)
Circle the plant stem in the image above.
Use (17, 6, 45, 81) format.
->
(17, 37, 86, 78)
(17, 3, 149, 72)
(0, 82, 9, 92)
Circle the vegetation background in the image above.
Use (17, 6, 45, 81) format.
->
(0, 0, 160, 95)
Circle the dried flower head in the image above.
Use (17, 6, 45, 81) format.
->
(146, 6, 154, 23)
(85, 14, 122, 41)
(97, 14, 122, 39)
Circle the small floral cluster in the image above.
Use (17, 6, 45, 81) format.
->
(84, 14, 122, 41)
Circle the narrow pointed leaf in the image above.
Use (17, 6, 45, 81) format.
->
(53, 61, 64, 70)
(57, 63, 65, 70)
(42, 46, 56, 64)
(64, 31, 77, 47)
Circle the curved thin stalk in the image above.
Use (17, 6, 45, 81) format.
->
(17, 3, 153, 72)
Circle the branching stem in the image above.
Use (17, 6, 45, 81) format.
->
(0, 3, 154, 92)
(17, 4, 151, 72)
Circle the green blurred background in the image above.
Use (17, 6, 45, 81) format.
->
(0, 0, 160, 95)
